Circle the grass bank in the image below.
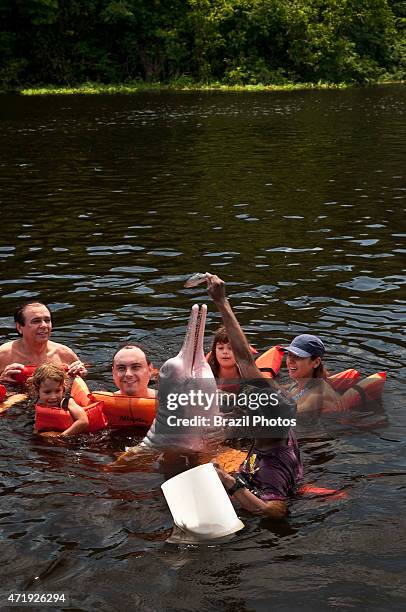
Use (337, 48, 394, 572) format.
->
(18, 80, 355, 96)
(2, 77, 400, 96)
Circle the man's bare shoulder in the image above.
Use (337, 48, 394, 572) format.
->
(0, 340, 18, 368)
(0, 340, 14, 352)
(0, 340, 22, 372)
(47, 340, 79, 362)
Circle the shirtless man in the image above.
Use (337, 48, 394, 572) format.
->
(0, 302, 87, 384)
(112, 345, 156, 398)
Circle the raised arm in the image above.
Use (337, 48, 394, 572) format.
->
(206, 274, 264, 381)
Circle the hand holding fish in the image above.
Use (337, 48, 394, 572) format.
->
(206, 273, 226, 305)
(184, 272, 227, 305)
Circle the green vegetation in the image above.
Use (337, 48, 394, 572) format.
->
(1, 1, 405, 92)
(20, 80, 353, 96)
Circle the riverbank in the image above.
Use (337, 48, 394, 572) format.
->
(13, 78, 404, 96)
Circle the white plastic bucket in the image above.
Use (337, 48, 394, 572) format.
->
(161, 463, 244, 539)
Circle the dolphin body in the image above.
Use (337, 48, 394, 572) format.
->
(141, 304, 222, 453)
(113, 305, 242, 542)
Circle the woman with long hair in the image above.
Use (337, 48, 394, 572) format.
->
(284, 334, 342, 413)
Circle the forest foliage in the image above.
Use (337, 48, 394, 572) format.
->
(0, 0, 405, 88)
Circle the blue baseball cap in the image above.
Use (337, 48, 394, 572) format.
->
(284, 334, 325, 358)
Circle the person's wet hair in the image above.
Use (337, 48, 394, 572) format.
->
(207, 326, 230, 378)
(27, 363, 66, 400)
(13, 301, 52, 336)
(112, 344, 151, 367)
(311, 357, 328, 379)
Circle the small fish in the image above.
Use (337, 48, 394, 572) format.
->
(184, 272, 208, 288)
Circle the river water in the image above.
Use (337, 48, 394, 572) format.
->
(0, 85, 405, 611)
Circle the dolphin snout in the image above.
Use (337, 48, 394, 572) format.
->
(142, 304, 223, 452)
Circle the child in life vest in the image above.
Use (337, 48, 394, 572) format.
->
(29, 363, 89, 437)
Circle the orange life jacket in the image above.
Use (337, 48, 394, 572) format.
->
(71, 377, 157, 429)
(255, 345, 285, 378)
(14, 365, 37, 384)
(328, 368, 361, 392)
(35, 401, 108, 433)
(0, 384, 7, 402)
(14, 363, 70, 384)
(88, 391, 157, 428)
(328, 371, 386, 413)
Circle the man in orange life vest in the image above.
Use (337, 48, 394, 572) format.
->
(0, 302, 87, 384)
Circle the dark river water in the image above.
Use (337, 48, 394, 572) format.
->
(0, 85, 405, 611)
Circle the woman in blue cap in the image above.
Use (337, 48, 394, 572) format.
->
(284, 334, 342, 413)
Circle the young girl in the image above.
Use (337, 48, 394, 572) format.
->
(207, 326, 241, 392)
(29, 363, 89, 437)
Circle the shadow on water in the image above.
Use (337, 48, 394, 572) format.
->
(0, 85, 405, 610)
